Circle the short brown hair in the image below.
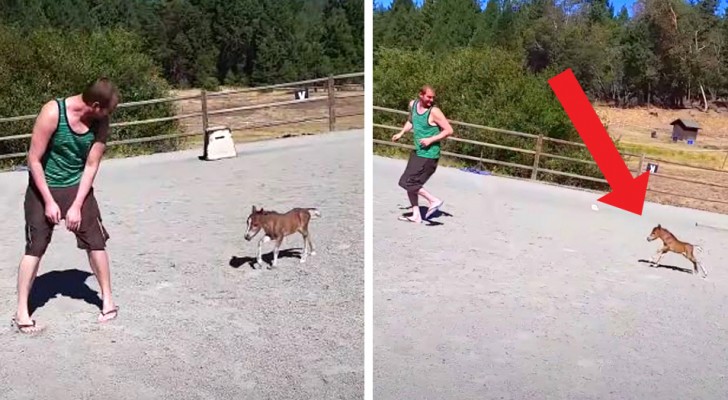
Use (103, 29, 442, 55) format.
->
(82, 77, 119, 108)
(419, 85, 435, 95)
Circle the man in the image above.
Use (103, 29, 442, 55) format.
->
(392, 85, 453, 223)
(13, 77, 120, 333)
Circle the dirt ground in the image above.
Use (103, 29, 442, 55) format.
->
(0, 130, 364, 400)
(374, 155, 728, 400)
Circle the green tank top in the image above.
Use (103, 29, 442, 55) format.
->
(41, 98, 96, 187)
(411, 100, 442, 159)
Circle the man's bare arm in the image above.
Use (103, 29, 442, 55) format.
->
(71, 117, 110, 209)
(27, 101, 60, 205)
(392, 100, 415, 141)
(428, 107, 454, 143)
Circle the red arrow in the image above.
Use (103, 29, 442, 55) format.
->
(547, 68, 650, 216)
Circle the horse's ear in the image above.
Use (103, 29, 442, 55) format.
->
(252, 205, 256, 213)
(658, 224, 661, 228)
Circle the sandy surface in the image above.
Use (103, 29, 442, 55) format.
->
(373, 155, 728, 400)
(0, 130, 364, 400)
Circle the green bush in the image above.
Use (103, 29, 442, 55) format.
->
(0, 25, 179, 168)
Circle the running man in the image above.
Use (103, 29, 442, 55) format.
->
(392, 85, 453, 223)
(13, 77, 120, 333)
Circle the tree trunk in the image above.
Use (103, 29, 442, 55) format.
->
(700, 83, 708, 112)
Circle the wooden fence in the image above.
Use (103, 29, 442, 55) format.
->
(0, 72, 364, 166)
(373, 106, 728, 214)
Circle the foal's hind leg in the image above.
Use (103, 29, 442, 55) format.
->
(307, 232, 316, 256)
(299, 222, 316, 259)
(685, 250, 706, 278)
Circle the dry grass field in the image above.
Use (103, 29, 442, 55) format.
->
(595, 104, 728, 214)
(171, 84, 364, 146)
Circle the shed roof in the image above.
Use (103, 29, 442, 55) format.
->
(670, 118, 701, 130)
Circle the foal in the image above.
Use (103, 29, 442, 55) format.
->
(244, 205, 320, 268)
(646, 224, 707, 278)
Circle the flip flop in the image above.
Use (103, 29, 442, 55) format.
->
(398, 216, 423, 224)
(98, 306, 119, 323)
(11, 318, 45, 334)
(425, 200, 444, 220)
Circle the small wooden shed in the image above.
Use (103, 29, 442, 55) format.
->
(670, 118, 701, 143)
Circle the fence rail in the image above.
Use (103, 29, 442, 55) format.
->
(0, 72, 364, 165)
(373, 105, 728, 213)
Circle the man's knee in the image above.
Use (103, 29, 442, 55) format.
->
(398, 174, 409, 190)
(24, 224, 52, 258)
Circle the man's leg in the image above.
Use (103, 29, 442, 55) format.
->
(417, 158, 443, 219)
(15, 183, 53, 333)
(87, 250, 117, 321)
(399, 152, 427, 222)
(418, 187, 441, 207)
(74, 187, 116, 321)
(407, 190, 421, 221)
(15, 255, 45, 333)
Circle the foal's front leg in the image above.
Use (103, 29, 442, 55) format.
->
(257, 235, 271, 268)
(272, 237, 283, 268)
(300, 232, 309, 264)
(256, 237, 265, 268)
(651, 245, 668, 266)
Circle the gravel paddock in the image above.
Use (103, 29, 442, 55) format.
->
(374, 154, 728, 400)
(0, 130, 364, 400)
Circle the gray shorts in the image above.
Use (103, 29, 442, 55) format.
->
(24, 180, 110, 257)
(398, 151, 439, 192)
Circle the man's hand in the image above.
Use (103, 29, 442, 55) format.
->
(65, 204, 82, 231)
(419, 137, 433, 147)
(392, 132, 404, 142)
(45, 201, 62, 225)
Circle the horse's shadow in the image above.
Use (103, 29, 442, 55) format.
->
(230, 248, 303, 269)
(28, 269, 103, 315)
(638, 259, 694, 275)
(398, 205, 452, 226)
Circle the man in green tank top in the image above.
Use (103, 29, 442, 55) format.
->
(12, 78, 120, 333)
(392, 85, 453, 223)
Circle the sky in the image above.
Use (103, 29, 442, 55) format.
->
(373, 0, 728, 17)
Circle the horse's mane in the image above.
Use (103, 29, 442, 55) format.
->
(659, 226, 676, 239)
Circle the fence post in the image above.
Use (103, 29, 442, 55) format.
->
(200, 89, 210, 159)
(201, 89, 209, 133)
(722, 151, 728, 170)
(327, 75, 336, 131)
(638, 153, 645, 174)
(531, 134, 543, 180)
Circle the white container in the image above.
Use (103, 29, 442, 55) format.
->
(203, 126, 237, 161)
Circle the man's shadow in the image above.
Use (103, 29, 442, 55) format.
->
(229, 248, 303, 269)
(399, 205, 452, 226)
(28, 269, 103, 315)
(637, 259, 694, 275)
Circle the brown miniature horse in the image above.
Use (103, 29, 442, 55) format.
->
(244, 205, 320, 268)
(646, 224, 707, 278)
